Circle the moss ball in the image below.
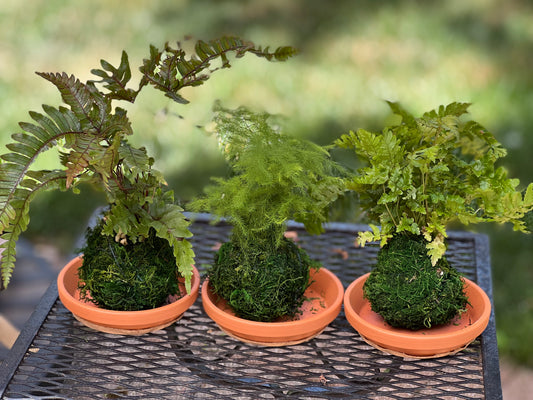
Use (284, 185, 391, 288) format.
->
(78, 221, 180, 311)
(363, 234, 468, 330)
(209, 237, 317, 322)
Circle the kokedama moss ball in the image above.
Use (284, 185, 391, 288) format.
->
(209, 237, 317, 322)
(363, 234, 468, 330)
(78, 222, 180, 311)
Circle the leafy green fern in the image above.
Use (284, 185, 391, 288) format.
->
(0, 36, 296, 290)
(335, 101, 533, 264)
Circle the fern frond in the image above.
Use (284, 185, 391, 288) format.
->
(147, 199, 194, 292)
(0, 98, 103, 287)
(102, 184, 195, 291)
(118, 143, 155, 178)
(138, 44, 187, 104)
(386, 101, 417, 127)
(248, 45, 299, 61)
(191, 105, 344, 249)
(171, 239, 195, 293)
(36, 72, 110, 132)
(62, 133, 100, 187)
(138, 44, 162, 92)
(90, 51, 138, 102)
(0, 170, 67, 288)
(0, 105, 82, 230)
(139, 36, 297, 104)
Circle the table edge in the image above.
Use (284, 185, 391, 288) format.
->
(475, 233, 503, 400)
(0, 280, 59, 396)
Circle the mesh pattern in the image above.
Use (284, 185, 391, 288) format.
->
(3, 218, 489, 399)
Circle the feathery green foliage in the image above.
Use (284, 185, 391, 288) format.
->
(0, 36, 297, 292)
(191, 105, 344, 321)
(335, 101, 533, 264)
(193, 104, 345, 250)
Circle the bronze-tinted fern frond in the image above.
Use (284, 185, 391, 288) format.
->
(139, 36, 298, 104)
(0, 35, 297, 291)
(0, 170, 67, 288)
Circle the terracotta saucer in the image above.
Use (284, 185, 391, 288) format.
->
(344, 273, 491, 358)
(202, 267, 344, 346)
(58, 256, 200, 335)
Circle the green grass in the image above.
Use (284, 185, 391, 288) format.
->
(1, 0, 532, 366)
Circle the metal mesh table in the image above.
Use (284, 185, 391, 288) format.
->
(0, 215, 502, 399)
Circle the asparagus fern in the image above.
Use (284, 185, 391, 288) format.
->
(190, 105, 344, 321)
(192, 104, 345, 252)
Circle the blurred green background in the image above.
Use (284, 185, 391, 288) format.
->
(1, 0, 532, 366)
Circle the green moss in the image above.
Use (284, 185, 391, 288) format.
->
(209, 235, 318, 322)
(78, 221, 180, 311)
(363, 234, 468, 330)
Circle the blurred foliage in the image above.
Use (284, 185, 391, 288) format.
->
(1, 0, 532, 366)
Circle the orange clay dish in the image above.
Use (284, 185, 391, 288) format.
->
(202, 267, 344, 346)
(58, 256, 200, 335)
(344, 273, 491, 358)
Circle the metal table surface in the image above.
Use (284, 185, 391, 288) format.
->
(0, 215, 502, 399)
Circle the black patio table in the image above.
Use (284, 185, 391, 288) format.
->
(0, 214, 502, 399)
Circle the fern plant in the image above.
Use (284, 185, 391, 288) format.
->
(336, 101, 533, 264)
(0, 36, 297, 295)
(191, 105, 344, 321)
(335, 101, 533, 329)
